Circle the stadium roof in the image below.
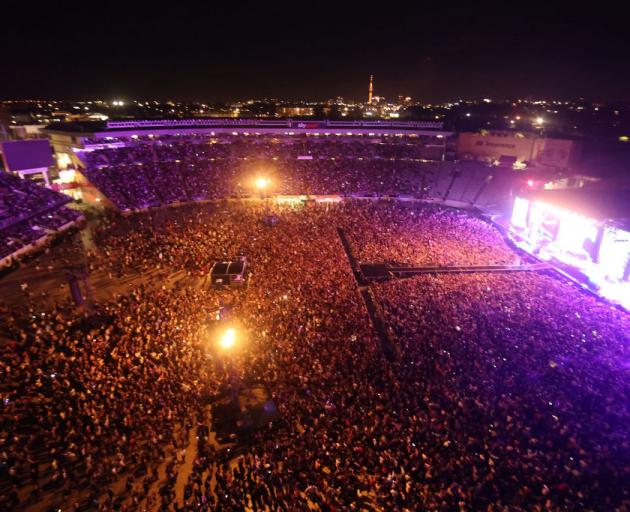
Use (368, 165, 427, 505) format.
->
(523, 188, 630, 226)
(44, 121, 106, 133)
(44, 118, 452, 138)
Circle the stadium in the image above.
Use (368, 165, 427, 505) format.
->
(1, 118, 629, 511)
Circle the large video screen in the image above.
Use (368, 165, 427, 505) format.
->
(0, 139, 55, 171)
(599, 226, 630, 282)
(510, 196, 529, 228)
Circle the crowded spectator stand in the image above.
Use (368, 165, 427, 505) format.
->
(0, 172, 83, 267)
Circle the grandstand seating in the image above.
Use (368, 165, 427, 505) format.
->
(79, 134, 515, 211)
(0, 173, 82, 263)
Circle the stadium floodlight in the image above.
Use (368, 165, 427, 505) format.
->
(255, 177, 270, 190)
(219, 327, 236, 350)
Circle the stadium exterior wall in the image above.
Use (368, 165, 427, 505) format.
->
(458, 131, 580, 170)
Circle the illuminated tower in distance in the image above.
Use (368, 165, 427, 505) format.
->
(368, 75, 374, 104)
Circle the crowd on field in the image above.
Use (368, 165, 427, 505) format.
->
(1, 200, 628, 511)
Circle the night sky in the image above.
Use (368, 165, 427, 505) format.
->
(2, 1, 628, 103)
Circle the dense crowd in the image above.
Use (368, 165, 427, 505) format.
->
(1, 200, 629, 512)
(0, 173, 82, 262)
(374, 272, 630, 511)
(340, 202, 518, 266)
(80, 134, 512, 211)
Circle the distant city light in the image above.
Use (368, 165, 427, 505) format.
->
(619, 135, 629, 142)
(535, 117, 544, 124)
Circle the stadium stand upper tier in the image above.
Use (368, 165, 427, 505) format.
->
(0, 172, 82, 264)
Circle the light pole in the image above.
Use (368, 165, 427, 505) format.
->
(219, 327, 236, 350)
(255, 176, 271, 200)
(218, 327, 240, 411)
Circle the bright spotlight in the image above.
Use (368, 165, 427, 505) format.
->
(535, 117, 544, 124)
(219, 328, 236, 349)
(255, 177, 270, 189)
